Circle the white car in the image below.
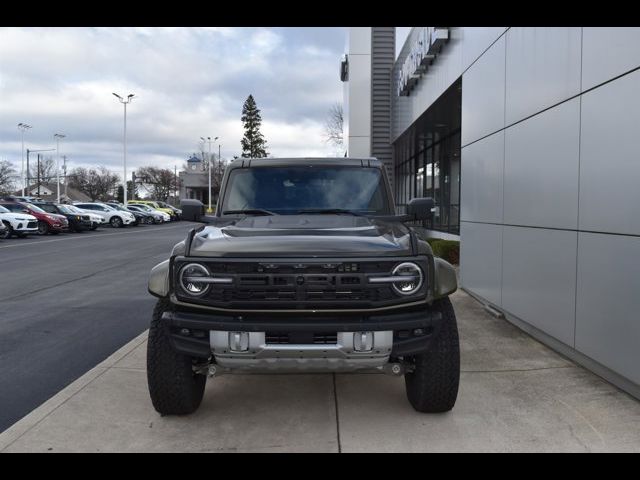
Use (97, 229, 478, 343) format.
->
(66, 205, 104, 230)
(0, 204, 39, 238)
(74, 202, 136, 228)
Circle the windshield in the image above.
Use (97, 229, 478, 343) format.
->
(57, 205, 73, 214)
(221, 166, 391, 215)
(132, 204, 153, 212)
(66, 205, 83, 214)
(24, 203, 46, 213)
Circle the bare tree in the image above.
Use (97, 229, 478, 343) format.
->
(68, 166, 120, 201)
(136, 166, 177, 201)
(324, 103, 344, 149)
(0, 160, 17, 195)
(29, 157, 56, 184)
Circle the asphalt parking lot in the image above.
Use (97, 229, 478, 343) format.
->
(0, 221, 200, 432)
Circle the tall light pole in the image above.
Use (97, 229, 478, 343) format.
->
(200, 136, 218, 212)
(54, 133, 66, 203)
(18, 123, 32, 196)
(113, 92, 135, 205)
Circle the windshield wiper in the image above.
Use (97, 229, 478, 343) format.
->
(297, 208, 366, 216)
(222, 209, 278, 216)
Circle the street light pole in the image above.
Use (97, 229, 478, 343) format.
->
(54, 133, 66, 203)
(18, 123, 32, 196)
(113, 93, 135, 205)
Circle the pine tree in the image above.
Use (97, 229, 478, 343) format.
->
(241, 94, 268, 158)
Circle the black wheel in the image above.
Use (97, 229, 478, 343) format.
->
(147, 298, 207, 415)
(37, 221, 49, 235)
(91, 224, 98, 230)
(110, 216, 123, 228)
(1, 222, 12, 239)
(146, 217, 154, 225)
(404, 297, 460, 413)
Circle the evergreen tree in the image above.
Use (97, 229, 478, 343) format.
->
(241, 94, 268, 158)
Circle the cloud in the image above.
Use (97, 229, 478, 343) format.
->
(0, 27, 346, 177)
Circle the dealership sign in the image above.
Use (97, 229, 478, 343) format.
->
(397, 27, 449, 97)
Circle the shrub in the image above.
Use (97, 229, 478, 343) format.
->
(427, 239, 460, 265)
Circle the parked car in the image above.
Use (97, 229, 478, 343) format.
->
(0, 204, 39, 239)
(127, 204, 169, 223)
(0, 220, 6, 238)
(66, 205, 103, 230)
(126, 207, 155, 225)
(105, 202, 148, 226)
(0, 201, 68, 235)
(154, 201, 182, 220)
(38, 203, 93, 233)
(128, 200, 176, 221)
(73, 202, 136, 228)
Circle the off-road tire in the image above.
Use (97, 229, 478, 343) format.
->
(147, 298, 207, 415)
(404, 297, 460, 413)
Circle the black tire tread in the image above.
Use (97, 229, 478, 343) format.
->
(147, 298, 206, 415)
(404, 297, 460, 413)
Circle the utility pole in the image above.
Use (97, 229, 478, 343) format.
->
(174, 165, 178, 205)
(37, 154, 41, 196)
(54, 133, 66, 203)
(63, 156, 68, 197)
(18, 123, 32, 196)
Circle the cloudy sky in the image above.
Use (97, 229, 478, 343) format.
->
(0, 27, 354, 182)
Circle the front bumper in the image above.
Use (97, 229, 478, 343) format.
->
(161, 306, 443, 367)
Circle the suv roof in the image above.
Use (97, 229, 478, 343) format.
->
(226, 157, 382, 169)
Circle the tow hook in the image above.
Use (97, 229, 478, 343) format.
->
(193, 363, 222, 377)
(383, 363, 407, 376)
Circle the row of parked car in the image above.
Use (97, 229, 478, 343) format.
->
(0, 196, 183, 239)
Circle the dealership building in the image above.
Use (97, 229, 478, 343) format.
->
(341, 27, 640, 399)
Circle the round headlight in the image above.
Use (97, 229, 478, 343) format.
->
(179, 263, 210, 296)
(391, 262, 423, 295)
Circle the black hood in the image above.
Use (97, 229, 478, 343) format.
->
(188, 214, 414, 257)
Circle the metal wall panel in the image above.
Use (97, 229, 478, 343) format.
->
(347, 53, 372, 140)
(460, 221, 502, 307)
(575, 232, 640, 385)
(461, 27, 508, 75)
(502, 226, 577, 346)
(505, 27, 582, 126)
(504, 98, 580, 229)
(579, 69, 640, 236)
(460, 131, 504, 224)
(461, 34, 506, 146)
(582, 27, 640, 91)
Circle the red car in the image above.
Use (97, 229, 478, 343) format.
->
(0, 202, 69, 235)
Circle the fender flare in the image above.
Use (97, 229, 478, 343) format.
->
(148, 259, 171, 297)
(433, 257, 457, 298)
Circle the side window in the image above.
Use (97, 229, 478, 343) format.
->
(40, 205, 55, 213)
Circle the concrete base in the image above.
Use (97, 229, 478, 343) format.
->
(2, 290, 640, 452)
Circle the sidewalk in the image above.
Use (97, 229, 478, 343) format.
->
(2, 290, 640, 452)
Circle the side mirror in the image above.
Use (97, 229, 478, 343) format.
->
(407, 197, 434, 221)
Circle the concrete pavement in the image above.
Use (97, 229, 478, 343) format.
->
(2, 289, 639, 452)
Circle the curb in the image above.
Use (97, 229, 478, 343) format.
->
(0, 330, 149, 451)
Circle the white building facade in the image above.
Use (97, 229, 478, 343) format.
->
(342, 27, 640, 399)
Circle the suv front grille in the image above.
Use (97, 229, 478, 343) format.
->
(174, 258, 428, 310)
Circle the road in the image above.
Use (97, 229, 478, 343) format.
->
(0, 221, 199, 432)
